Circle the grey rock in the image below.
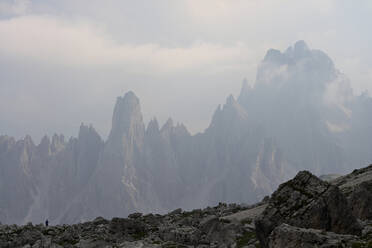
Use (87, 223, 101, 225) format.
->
(255, 171, 362, 248)
(268, 223, 364, 248)
(333, 164, 372, 220)
(348, 181, 372, 220)
(221, 204, 267, 223)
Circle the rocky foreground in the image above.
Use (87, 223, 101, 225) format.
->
(1, 164, 372, 248)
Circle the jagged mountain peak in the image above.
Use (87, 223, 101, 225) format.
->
(292, 40, 309, 56)
(161, 118, 174, 132)
(108, 91, 144, 142)
(78, 123, 101, 140)
(262, 40, 325, 65)
(40, 135, 50, 146)
(256, 40, 337, 92)
(38, 135, 51, 155)
(52, 134, 64, 143)
(120, 90, 138, 103)
(294, 40, 308, 50)
(263, 48, 283, 64)
(114, 91, 141, 117)
(51, 134, 65, 153)
(209, 95, 248, 131)
(223, 95, 247, 117)
(225, 94, 236, 106)
(23, 135, 34, 146)
(146, 118, 160, 134)
(174, 123, 189, 136)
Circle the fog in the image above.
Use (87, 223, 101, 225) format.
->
(2, 1, 372, 225)
(1, 0, 372, 141)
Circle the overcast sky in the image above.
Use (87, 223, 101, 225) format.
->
(1, 0, 371, 142)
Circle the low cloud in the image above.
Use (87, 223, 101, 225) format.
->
(0, 15, 251, 75)
(0, 0, 371, 141)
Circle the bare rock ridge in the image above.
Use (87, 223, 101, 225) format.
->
(267, 224, 365, 248)
(1, 41, 372, 226)
(108, 91, 145, 152)
(255, 170, 362, 248)
(259, 164, 372, 247)
(1, 164, 371, 247)
(332, 164, 372, 220)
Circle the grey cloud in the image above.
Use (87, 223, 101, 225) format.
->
(0, 0, 371, 141)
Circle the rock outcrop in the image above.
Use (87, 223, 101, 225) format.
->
(333, 164, 372, 220)
(255, 171, 362, 248)
(268, 223, 366, 248)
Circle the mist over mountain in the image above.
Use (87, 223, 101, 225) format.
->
(1, 41, 372, 225)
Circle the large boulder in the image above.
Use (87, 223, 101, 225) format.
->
(348, 181, 372, 220)
(332, 164, 372, 221)
(268, 223, 363, 248)
(255, 171, 362, 248)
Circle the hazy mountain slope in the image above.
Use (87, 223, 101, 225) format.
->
(238, 41, 356, 174)
(0, 125, 103, 224)
(1, 41, 372, 225)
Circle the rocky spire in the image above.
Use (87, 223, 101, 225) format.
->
(51, 134, 65, 153)
(78, 123, 102, 143)
(107, 91, 145, 148)
(146, 118, 160, 136)
(38, 135, 51, 156)
(161, 118, 174, 133)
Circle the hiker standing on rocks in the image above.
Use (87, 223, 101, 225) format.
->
(45, 219, 48, 227)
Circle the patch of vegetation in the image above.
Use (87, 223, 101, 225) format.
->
(236, 231, 256, 248)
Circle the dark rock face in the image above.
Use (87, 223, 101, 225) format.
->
(332, 164, 372, 220)
(348, 181, 372, 220)
(255, 171, 362, 248)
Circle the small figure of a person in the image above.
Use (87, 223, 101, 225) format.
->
(45, 219, 48, 227)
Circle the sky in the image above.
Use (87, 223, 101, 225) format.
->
(0, 0, 371, 142)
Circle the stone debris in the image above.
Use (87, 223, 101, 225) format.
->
(1, 164, 372, 248)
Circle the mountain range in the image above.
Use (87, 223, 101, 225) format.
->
(1, 41, 372, 225)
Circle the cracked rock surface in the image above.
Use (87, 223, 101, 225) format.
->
(256, 165, 372, 248)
